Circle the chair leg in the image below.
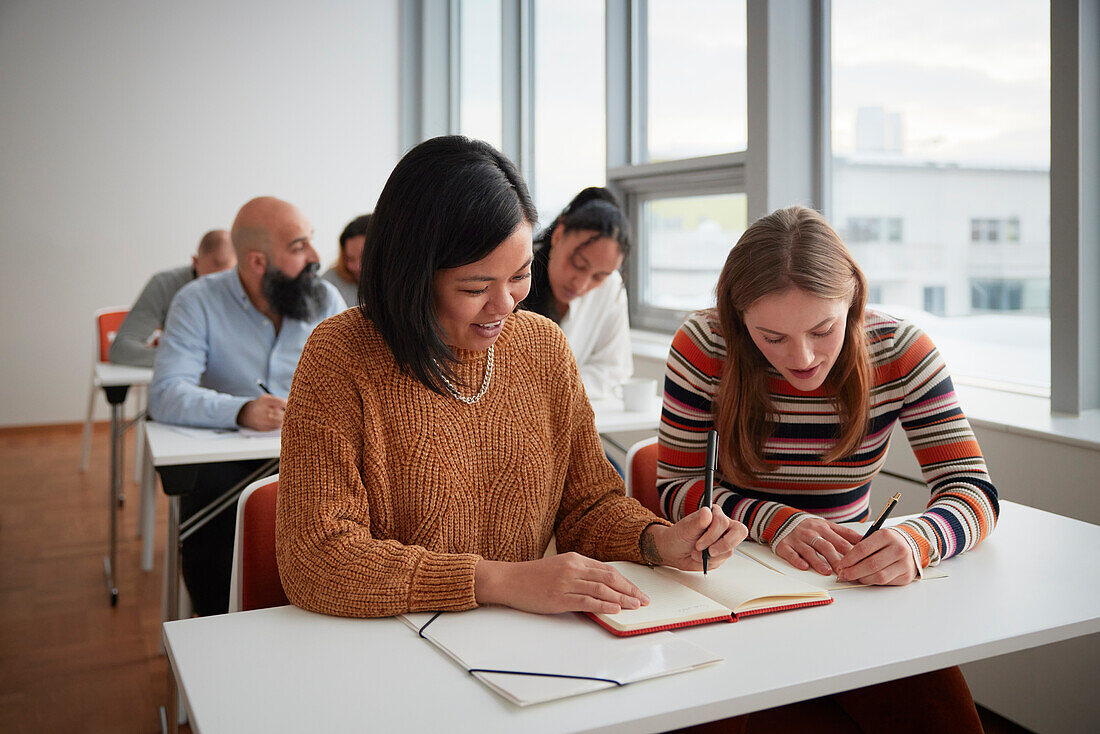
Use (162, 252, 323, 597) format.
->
(80, 375, 97, 472)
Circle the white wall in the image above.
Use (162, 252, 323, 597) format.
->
(0, 0, 400, 426)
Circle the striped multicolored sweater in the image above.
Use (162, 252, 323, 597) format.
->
(658, 309, 998, 569)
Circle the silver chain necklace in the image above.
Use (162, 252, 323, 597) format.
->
(437, 345, 494, 404)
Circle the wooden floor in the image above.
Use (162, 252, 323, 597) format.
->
(0, 423, 189, 734)
(0, 422, 1032, 734)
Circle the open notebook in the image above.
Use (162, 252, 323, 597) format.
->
(590, 556, 832, 636)
(400, 606, 722, 706)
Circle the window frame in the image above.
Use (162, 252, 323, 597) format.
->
(403, 0, 1097, 413)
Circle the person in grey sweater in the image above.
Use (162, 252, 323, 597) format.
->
(321, 213, 370, 307)
(108, 230, 237, 366)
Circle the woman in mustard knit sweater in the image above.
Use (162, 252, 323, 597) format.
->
(275, 136, 747, 619)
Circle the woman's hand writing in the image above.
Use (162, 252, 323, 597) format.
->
(772, 517, 863, 575)
(473, 553, 650, 615)
(835, 528, 918, 586)
(643, 506, 748, 571)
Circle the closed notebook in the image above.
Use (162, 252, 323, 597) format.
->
(590, 556, 832, 637)
(400, 606, 722, 706)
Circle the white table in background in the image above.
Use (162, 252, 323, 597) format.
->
(162, 501, 1100, 734)
(93, 362, 153, 605)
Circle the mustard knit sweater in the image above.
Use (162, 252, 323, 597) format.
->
(275, 309, 667, 618)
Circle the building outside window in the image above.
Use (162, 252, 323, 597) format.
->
(832, 0, 1050, 390)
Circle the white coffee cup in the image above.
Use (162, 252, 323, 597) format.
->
(620, 377, 658, 412)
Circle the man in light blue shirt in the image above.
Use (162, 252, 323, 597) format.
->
(150, 197, 345, 429)
(149, 196, 345, 615)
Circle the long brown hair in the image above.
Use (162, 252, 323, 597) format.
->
(714, 206, 871, 484)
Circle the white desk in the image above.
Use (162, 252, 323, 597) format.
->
(163, 501, 1100, 734)
(93, 362, 153, 605)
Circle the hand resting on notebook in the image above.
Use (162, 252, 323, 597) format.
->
(474, 505, 748, 616)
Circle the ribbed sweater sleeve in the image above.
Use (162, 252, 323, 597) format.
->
(884, 322, 999, 567)
(554, 343, 670, 561)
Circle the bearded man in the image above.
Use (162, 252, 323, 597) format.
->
(149, 196, 345, 615)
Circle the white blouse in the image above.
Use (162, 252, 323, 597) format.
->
(557, 270, 633, 400)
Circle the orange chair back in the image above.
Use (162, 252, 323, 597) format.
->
(628, 440, 662, 516)
(96, 308, 129, 362)
(241, 480, 290, 611)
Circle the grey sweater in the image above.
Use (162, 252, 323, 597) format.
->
(108, 265, 194, 367)
(321, 266, 357, 309)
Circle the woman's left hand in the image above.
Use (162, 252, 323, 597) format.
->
(834, 528, 919, 586)
(643, 506, 749, 572)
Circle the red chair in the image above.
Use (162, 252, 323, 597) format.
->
(229, 475, 290, 612)
(625, 436, 662, 516)
(79, 307, 131, 472)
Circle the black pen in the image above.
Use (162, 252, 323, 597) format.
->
(861, 492, 901, 540)
(702, 429, 717, 575)
(255, 379, 273, 395)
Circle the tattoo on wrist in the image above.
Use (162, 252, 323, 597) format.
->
(640, 526, 662, 566)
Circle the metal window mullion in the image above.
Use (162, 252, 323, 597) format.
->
(606, 0, 632, 171)
(814, 0, 831, 219)
(1050, 0, 1099, 413)
(399, 1, 424, 152)
(502, 0, 534, 182)
(449, 0, 461, 134)
(633, 0, 647, 164)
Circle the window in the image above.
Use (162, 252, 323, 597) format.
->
(411, 0, 1096, 411)
(610, 0, 748, 330)
(846, 217, 882, 243)
(457, 0, 503, 150)
(923, 285, 946, 316)
(532, 0, 605, 223)
(639, 193, 747, 312)
(832, 0, 1050, 391)
(887, 217, 903, 242)
(644, 0, 747, 162)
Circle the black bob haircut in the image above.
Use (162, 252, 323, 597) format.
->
(524, 186, 632, 323)
(339, 214, 372, 249)
(358, 135, 538, 395)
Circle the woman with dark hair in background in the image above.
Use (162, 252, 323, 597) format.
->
(661, 205, 996, 734)
(322, 213, 371, 306)
(523, 187, 633, 400)
(275, 136, 746, 619)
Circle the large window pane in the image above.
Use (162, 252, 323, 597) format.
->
(458, 0, 503, 150)
(832, 0, 1050, 391)
(641, 193, 747, 312)
(645, 0, 746, 162)
(533, 0, 605, 224)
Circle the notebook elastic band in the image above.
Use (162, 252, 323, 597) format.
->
(467, 668, 623, 686)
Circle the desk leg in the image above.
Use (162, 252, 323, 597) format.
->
(102, 384, 131, 606)
(104, 400, 122, 607)
(166, 496, 180, 622)
(139, 449, 156, 572)
(163, 494, 186, 734)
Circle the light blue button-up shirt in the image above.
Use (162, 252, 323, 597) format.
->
(149, 268, 346, 428)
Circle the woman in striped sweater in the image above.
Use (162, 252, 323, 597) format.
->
(661, 206, 996, 733)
